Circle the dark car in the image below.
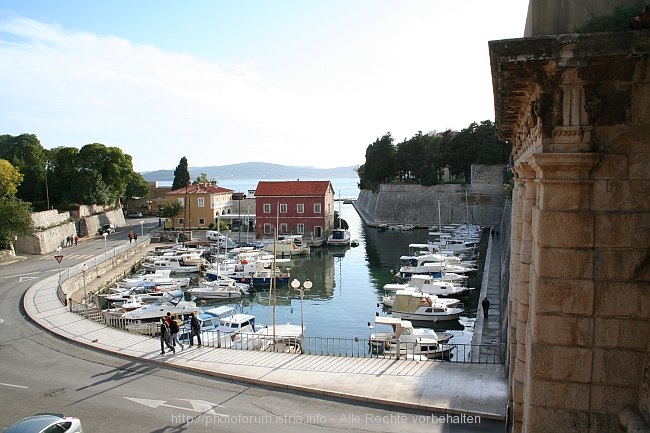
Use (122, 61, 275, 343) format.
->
(5, 413, 83, 433)
(98, 223, 116, 235)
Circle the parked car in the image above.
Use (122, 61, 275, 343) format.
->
(5, 413, 83, 433)
(98, 223, 116, 235)
(126, 212, 143, 218)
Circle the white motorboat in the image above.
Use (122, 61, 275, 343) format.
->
(263, 235, 310, 256)
(202, 313, 267, 347)
(381, 289, 462, 308)
(185, 278, 249, 300)
(389, 290, 465, 322)
(369, 316, 454, 359)
(103, 282, 170, 303)
(119, 269, 190, 288)
(397, 253, 476, 280)
(142, 254, 205, 274)
(178, 305, 235, 343)
(384, 275, 474, 298)
(121, 290, 200, 321)
(327, 228, 351, 247)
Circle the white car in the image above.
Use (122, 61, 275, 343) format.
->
(5, 413, 83, 433)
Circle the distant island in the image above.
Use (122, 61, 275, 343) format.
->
(141, 162, 358, 182)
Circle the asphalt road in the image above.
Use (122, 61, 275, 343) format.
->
(0, 220, 501, 433)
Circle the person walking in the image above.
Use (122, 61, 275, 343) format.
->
(128, 230, 133, 243)
(160, 317, 174, 354)
(167, 312, 184, 351)
(482, 297, 491, 319)
(74, 235, 78, 246)
(189, 311, 201, 347)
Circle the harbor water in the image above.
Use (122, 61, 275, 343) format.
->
(189, 178, 486, 345)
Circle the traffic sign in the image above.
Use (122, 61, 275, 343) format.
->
(54, 255, 63, 263)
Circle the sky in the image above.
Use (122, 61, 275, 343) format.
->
(0, 1, 529, 173)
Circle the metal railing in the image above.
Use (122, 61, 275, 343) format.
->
(69, 298, 504, 364)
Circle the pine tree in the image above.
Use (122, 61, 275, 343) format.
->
(172, 157, 191, 190)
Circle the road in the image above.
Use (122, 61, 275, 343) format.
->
(0, 220, 499, 432)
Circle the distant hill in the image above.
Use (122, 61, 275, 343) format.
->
(141, 162, 358, 182)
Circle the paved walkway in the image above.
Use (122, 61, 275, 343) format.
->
(21, 237, 508, 420)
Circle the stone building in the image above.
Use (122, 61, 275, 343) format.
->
(491, 14, 650, 433)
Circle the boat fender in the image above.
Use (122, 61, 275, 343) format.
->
(241, 278, 246, 283)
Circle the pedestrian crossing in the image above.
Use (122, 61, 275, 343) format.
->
(37, 252, 96, 261)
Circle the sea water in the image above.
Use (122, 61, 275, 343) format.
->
(196, 178, 483, 344)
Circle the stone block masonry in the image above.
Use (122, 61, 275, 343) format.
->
(354, 164, 506, 227)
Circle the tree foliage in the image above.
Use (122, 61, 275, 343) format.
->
(357, 120, 511, 189)
(0, 197, 34, 248)
(193, 172, 217, 185)
(0, 135, 142, 209)
(172, 157, 191, 190)
(0, 134, 47, 206)
(0, 159, 24, 199)
(160, 201, 183, 229)
(124, 172, 150, 209)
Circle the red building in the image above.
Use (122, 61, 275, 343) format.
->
(254, 180, 335, 240)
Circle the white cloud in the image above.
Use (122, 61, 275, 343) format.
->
(0, 2, 527, 172)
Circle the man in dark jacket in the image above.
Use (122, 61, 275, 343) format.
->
(482, 297, 491, 319)
(189, 311, 202, 347)
(160, 317, 174, 354)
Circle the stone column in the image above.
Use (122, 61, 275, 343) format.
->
(523, 152, 599, 433)
(509, 162, 537, 433)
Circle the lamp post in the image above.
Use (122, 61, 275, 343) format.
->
(54, 246, 63, 290)
(290, 278, 312, 338)
(80, 263, 88, 308)
(139, 220, 144, 238)
(102, 232, 108, 258)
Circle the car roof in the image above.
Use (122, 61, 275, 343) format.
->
(6, 413, 64, 432)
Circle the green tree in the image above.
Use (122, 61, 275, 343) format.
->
(172, 157, 191, 190)
(0, 134, 47, 208)
(0, 159, 24, 198)
(0, 197, 34, 249)
(124, 172, 150, 210)
(358, 133, 396, 191)
(47, 147, 80, 208)
(160, 201, 183, 229)
(193, 172, 217, 185)
(76, 143, 133, 206)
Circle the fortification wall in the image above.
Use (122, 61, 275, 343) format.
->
(14, 208, 126, 255)
(355, 164, 506, 227)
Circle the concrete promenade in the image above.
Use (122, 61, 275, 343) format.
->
(20, 237, 508, 420)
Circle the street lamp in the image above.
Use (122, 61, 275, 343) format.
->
(102, 232, 108, 258)
(139, 220, 144, 238)
(54, 246, 63, 290)
(291, 278, 312, 338)
(80, 263, 89, 307)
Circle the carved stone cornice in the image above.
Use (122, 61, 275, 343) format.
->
(529, 153, 600, 180)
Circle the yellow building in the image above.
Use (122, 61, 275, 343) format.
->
(164, 184, 235, 230)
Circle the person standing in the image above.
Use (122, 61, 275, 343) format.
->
(74, 235, 78, 246)
(128, 231, 134, 243)
(482, 297, 491, 319)
(160, 317, 174, 354)
(167, 312, 184, 351)
(189, 311, 201, 347)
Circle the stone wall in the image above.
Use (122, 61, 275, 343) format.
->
(14, 208, 127, 255)
(355, 164, 505, 227)
(491, 31, 650, 433)
(31, 209, 71, 229)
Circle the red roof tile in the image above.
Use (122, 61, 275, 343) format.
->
(254, 180, 333, 196)
(167, 184, 234, 195)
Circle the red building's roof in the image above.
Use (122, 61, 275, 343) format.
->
(254, 180, 333, 197)
(167, 184, 234, 195)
